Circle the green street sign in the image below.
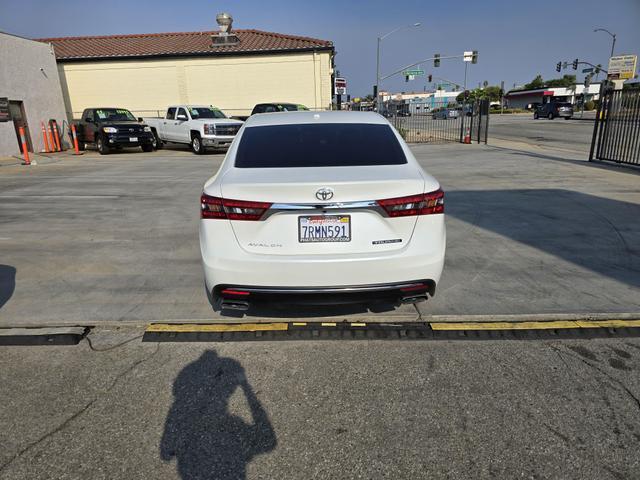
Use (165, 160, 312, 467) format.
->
(402, 69, 425, 76)
(582, 67, 594, 73)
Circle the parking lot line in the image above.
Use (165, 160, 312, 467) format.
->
(146, 323, 289, 333)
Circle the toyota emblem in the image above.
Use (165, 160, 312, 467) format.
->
(315, 187, 334, 201)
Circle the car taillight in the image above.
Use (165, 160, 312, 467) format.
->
(201, 193, 272, 220)
(377, 189, 444, 217)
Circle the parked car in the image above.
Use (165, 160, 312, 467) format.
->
(144, 105, 243, 154)
(534, 102, 573, 120)
(432, 108, 460, 120)
(199, 111, 445, 312)
(250, 103, 309, 115)
(72, 107, 154, 155)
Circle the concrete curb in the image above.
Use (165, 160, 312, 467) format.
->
(0, 326, 87, 345)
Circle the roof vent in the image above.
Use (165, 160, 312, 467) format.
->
(212, 13, 239, 46)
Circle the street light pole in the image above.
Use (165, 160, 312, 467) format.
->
(375, 22, 421, 113)
(594, 28, 616, 58)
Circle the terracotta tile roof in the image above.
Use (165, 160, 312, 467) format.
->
(36, 29, 333, 61)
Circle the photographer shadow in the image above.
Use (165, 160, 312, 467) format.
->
(161, 350, 276, 480)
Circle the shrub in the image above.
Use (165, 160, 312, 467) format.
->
(584, 100, 595, 111)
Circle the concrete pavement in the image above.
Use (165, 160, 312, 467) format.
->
(0, 142, 639, 326)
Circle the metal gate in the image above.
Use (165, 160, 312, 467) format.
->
(389, 99, 489, 144)
(590, 87, 640, 166)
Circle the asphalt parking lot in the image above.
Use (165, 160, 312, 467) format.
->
(1, 332, 639, 479)
(0, 137, 639, 326)
(489, 113, 595, 154)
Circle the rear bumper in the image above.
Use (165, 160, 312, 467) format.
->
(216, 280, 436, 305)
(200, 215, 446, 295)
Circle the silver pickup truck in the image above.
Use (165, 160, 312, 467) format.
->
(144, 105, 244, 154)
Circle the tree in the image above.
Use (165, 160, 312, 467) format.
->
(545, 74, 576, 87)
(456, 85, 502, 102)
(524, 75, 545, 90)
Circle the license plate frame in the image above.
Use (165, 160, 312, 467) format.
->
(298, 215, 351, 243)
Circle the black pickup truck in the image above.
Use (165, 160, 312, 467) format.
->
(73, 107, 154, 154)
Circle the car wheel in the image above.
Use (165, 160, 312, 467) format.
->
(151, 130, 163, 150)
(96, 135, 109, 155)
(141, 144, 154, 152)
(564, 117, 571, 120)
(191, 134, 205, 155)
(533, 112, 539, 119)
(548, 113, 554, 120)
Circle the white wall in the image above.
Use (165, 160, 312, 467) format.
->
(0, 32, 68, 156)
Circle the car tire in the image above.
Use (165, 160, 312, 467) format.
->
(548, 113, 554, 120)
(141, 144, 153, 152)
(96, 135, 109, 155)
(191, 134, 205, 155)
(151, 130, 163, 150)
(564, 117, 571, 120)
(533, 112, 539, 119)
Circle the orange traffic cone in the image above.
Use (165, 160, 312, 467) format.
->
(463, 127, 471, 144)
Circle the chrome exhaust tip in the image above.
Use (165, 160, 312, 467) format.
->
(401, 295, 428, 304)
(221, 300, 250, 311)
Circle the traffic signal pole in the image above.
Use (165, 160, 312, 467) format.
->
(379, 54, 467, 82)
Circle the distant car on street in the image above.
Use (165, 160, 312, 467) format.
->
(534, 102, 573, 120)
(432, 108, 459, 120)
(250, 103, 309, 115)
(200, 111, 445, 312)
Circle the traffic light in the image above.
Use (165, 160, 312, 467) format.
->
(595, 64, 602, 74)
(572, 58, 578, 70)
(556, 61, 562, 72)
(434, 54, 440, 67)
(428, 74, 432, 82)
(584, 74, 591, 88)
(472, 50, 478, 64)
(405, 75, 409, 83)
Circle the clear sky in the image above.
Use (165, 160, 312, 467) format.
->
(1, 0, 639, 97)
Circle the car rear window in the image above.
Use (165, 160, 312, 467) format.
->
(235, 123, 407, 168)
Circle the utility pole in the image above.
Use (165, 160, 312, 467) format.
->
(375, 23, 421, 113)
(594, 28, 616, 58)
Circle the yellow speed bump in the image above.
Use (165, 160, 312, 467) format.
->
(430, 319, 640, 331)
(575, 319, 640, 328)
(146, 323, 289, 333)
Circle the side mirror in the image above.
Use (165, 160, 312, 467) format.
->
(177, 114, 188, 121)
(138, 117, 144, 123)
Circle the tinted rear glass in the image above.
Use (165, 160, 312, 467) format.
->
(235, 123, 407, 168)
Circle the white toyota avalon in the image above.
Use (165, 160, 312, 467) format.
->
(199, 111, 445, 311)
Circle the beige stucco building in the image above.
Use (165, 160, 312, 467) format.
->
(38, 27, 334, 119)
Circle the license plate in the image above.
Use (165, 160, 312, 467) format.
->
(129, 137, 138, 142)
(298, 215, 351, 243)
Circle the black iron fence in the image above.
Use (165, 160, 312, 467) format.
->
(389, 99, 489, 144)
(590, 88, 640, 166)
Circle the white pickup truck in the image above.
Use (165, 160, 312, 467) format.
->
(144, 105, 244, 154)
